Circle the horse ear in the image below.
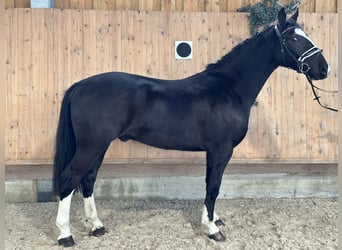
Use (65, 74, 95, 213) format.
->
(277, 8, 286, 28)
(290, 8, 299, 22)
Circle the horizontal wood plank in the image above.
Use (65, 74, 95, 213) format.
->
(5, 163, 337, 180)
(5, 0, 338, 12)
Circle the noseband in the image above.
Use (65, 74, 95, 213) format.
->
(274, 25, 338, 112)
(274, 25, 322, 74)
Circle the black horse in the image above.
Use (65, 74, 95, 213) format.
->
(53, 9, 329, 247)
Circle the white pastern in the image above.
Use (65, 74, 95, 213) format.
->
(84, 194, 104, 231)
(201, 205, 220, 235)
(56, 190, 74, 240)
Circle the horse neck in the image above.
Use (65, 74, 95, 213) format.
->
(208, 28, 281, 109)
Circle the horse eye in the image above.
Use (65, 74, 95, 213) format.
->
(293, 37, 298, 42)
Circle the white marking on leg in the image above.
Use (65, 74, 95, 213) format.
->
(201, 205, 220, 235)
(84, 194, 103, 231)
(213, 210, 220, 222)
(56, 190, 74, 240)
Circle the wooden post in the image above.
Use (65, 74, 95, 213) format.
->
(1, 0, 6, 247)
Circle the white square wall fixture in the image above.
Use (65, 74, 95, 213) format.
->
(175, 41, 193, 60)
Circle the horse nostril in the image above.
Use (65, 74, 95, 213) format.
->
(321, 65, 329, 76)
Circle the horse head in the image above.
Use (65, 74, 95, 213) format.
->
(275, 8, 330, 80)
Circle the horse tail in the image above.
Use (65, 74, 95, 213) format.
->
(53, 83, 80, 197)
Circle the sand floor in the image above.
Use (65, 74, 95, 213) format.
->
(5, 198, 337, 249)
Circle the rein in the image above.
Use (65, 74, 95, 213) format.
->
(275, 25, 338, 112)
(306, 75, 338, 112)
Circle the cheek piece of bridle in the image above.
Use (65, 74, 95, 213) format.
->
(275, 25, 338, 112)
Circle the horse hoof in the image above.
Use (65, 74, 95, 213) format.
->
(208, 231, 226, 242)
(215, 219, 225, 227)
(89, 226, 107, 237)
(58, 236, 75, 247)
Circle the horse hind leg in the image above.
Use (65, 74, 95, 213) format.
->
(56, 190, 75, 247)
(55, 147, 108, 247)
(84, 194, 106, 236)
(56, 158, 80, 247)
(80, 153, 107, 237)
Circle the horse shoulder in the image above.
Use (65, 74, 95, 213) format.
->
(203, 99, 249, 148)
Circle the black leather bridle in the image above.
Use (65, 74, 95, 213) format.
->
(275, 25, 323, 74)
(275, 25, 338, 112)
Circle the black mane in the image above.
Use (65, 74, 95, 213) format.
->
(205, 25, 275, 72)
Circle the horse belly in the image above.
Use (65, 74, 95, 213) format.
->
(121, 110, 206, 151)
(136, 129, 205, 151)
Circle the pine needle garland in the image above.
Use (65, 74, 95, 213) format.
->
(237, 0, 301, 35)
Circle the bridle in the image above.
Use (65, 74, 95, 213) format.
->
(274, 25, 322, 74)
(275, 25, 338, 112)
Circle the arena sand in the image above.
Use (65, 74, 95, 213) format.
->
(5, 198, 337, 249)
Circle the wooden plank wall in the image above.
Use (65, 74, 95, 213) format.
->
(5, 0, 338, 13)
(5, 9, 338, 165)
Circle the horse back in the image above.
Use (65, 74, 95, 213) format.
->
(67, 71, 249, 150)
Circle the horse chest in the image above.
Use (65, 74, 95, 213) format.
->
(204, 108, 249, 148)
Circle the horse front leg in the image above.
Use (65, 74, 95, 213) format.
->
(202, 146, 233, 241)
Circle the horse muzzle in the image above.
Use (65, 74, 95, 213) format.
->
(308, 63, 330, 80)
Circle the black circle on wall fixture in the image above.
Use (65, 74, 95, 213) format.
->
(176, 42, 192, 58)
